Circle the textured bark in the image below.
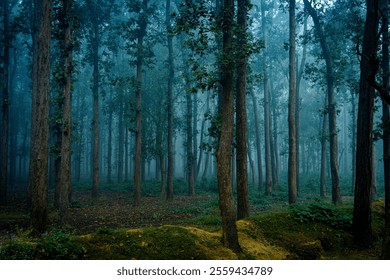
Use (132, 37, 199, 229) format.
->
(166, 0, 174, 200)
(30, 0, 52, 233)
(353, 0, 380, 248)
(381, 0, 390, 259)
(86, 0, 100, 198)
(236, 0, 249, 219)
(117, 102, 124, 183)
(320, 96, 328, 198)
(1, 0, 10, 206)
(304, 0, 341, 204)
(186, 91, 195, 196)
(107, 93, 113, 183)
(133, 0, 148, 206)
(261, 0, 273, 196)
(58, 0, 73, 220)
(288, 0, 297, 204)
(251, 91, 263, 191)
(296, 16, 308, 193)
(216, 0, 241, 252)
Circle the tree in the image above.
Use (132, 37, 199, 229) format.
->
(352, 0, 381, 248)
(261, 0, 273, 196)
(236, 0, 249, 219)
(0, 0, 10, 206)
(288, 0, 297, 204)
(166, 0, 175, 200)
(216, 0, 241, 252)
(29, 0, 52, 233)
(382, 0, 390, 259)
(56, 0, 74, 220)
(304, 0, 341, 204)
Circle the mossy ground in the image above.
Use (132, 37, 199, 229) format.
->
(0, 182, 386, 260)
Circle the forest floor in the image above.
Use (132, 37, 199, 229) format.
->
(0, 182, 386, 260)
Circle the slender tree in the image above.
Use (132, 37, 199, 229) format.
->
(57, 0, 73, 220)
(288, 0, 297, 204)
(381, 0, 390, 259)
(236, 0, 249, 219)
(133, 0, 148, 206)
(30, 0, 52, 233)
(0, 0, 10, 206)
(352, 0, 381, 248)
(261, 0, 273, 196)
(216, 0, 241, 252)
(166, 0, 175, 200)
(304, 0, 341, 204)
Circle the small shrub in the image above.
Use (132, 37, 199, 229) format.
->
(0, 241, 36, 260)
(291, 200, 352, 229)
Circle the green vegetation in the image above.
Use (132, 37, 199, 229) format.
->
(0, 192, 385, 260)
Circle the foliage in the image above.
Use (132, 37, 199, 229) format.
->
(290, 200, 352, 229)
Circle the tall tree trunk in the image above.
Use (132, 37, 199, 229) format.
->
(381, 0, 390, 259)
(86, 0, 100, 198)
(288, 0, 297, 204)
(261, 0, 273, 196)
(193, 94, 198, 181)
(320, 96, 328, 198)
(352, 0, 380, 248)
(0, 0, 10, 206)
(216, 0, 241, 252)
(350, 89, 357, 193)
(58, 0, 73, 221)
(117, 102, 124, 183)
(133, 0, 148, 206)
(186, 91, 195, 196)
(296, 16, 308, 193)
(107, 95, 113, 183)
(166, 0, 174, 200)
(30, 0, 52, 234)
(236, 0, 249, 220)
(251, 90, 263, 191)
(304, 0, 341, 204)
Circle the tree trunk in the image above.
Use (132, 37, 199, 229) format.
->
(86, 0, 100, 198)
(133, 0, 148, 206)
(186, 91, 195, 196)
(117, 102, 124, 183)
(0, 0, 10, 206)
(236, 0, 249, 220)
(304, 0, 341, 204)
(261, 0, 273, 196)
(58, 0, 73, 221)
(352, 0, 380, 248)
(251, 90, 263, 191)
(288, 0, 297, 204)
(216, 0, 241, 253)
(30, 0, 52, 234)
(320, 96, 328, 198)
(381, 0, 390, 259)
(296, 16, 308, 193)
(166, 0, 174, 200)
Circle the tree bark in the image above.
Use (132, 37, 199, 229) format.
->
(288, 0, 297, 204)
(166, 0, 174, 200)
(304, 0, 341, 204)
(236, 0, 249, 220)
(381, 0, 390, 259)
(251, 90, 263, 191)
(186, 91, 195, 196)
(352, 0, 380, 248)
(216, 0, 241, 252)
(58, 0, 73, 221)
(320, 96, 328, 198)
(1, 0, 10, 206)
(261, 0, 273, 196)
(133, 0, 148, 206)
(30, 0, 52, 234)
